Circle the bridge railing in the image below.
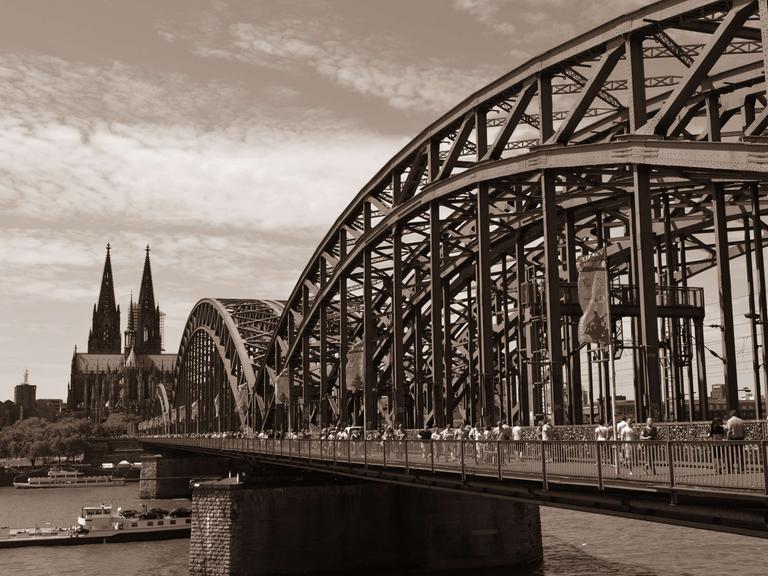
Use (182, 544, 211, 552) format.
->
(145, 437, 768, 496)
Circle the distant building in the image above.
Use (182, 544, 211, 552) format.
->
(710, 383, 727, 402)
(0, 400, 18, 428)
(36, 398, 64, 421)
(14, 369, 37, 420)
(68, 245, 176, 422)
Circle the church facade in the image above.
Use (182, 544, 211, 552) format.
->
(68, 245, 177, 422)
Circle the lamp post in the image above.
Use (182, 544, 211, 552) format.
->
(745, 312, 764, 419)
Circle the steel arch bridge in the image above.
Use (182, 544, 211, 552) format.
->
(171, 0, 768, 435)
(174, 298, 284, 433)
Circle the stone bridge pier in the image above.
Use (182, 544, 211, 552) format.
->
(139, 452, 237, 499)
(189, 466, 542, 575)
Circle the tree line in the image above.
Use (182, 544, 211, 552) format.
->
(0, 415, 129, 467)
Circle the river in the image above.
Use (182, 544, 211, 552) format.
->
(0, 484, 763, 575)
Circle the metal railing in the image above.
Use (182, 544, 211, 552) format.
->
(145, 437, 768, 496)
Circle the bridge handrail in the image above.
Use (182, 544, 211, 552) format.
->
(142, 437, 768, 497)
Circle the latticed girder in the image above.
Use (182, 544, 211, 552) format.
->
(173, 298, 284, 432)
(165, 0, 768, 434)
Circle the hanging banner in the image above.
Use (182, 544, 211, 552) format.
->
(577, 250, 611, 347)
(345, 339, 365, 391)
(236, 383, 250, 415)
(274, 369, 290, 405)
(191, 400, 199, 421)
(214, 394, 220, 418)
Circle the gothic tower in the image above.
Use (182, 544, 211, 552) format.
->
(135, 245, 162, 354)
(124, 292, 135, 355)
(88, 244, 121, 353)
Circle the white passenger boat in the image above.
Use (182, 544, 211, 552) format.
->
(0, 504, 192, 548)
(12, 467, 125, 489)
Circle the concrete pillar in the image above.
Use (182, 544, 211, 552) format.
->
(190, 479, 543, 575)
(139, 454, 232, 499)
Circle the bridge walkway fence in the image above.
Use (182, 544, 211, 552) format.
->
(147, 438, 768, 497)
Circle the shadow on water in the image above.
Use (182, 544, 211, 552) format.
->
(360, 538, 675, 576)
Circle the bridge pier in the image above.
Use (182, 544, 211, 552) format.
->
(139, 453, 233, 499)
(190, 477, 542, 575)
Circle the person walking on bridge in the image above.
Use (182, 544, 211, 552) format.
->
(620, 418, 638, 475)
(725, 410, 746, 473)
(639, 418, 658, 474)
(707, 416, 726, 474)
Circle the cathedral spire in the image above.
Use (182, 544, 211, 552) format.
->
(97, 243, 116, 314)
(135, 245, 162, 354)
(124, 291, 136, 355)
(88, 243, 121, 354)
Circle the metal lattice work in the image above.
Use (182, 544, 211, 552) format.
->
(174, 299, 284, 432)
(174, 0, 768, 433)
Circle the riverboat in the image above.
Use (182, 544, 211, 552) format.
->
(12, 467, 125, 489)
(0, 504, 192, 548)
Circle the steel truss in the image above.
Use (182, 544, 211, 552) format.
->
(173, 0, 768, 432)
(174, 299, 284, 433)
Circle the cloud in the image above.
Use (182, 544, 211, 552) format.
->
(0, 117, 405, 232)
(453, 0, 516, 35)
(191, 20, 499, 114)
(0, 54, 410, 235)
(454, 0, 649, 60)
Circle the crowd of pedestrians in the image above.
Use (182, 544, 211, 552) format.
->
(150, 410, 758, 478)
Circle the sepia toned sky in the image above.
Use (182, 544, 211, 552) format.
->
(7, 0, 745, 403)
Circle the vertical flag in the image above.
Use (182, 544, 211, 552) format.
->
(236, 384, 249, 415)
(345, 339, 365, 391)
(274, 369, 290, 405)
(577, 250, 611, 347)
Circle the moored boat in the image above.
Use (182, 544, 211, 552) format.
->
(12, 467, 125, 489)
(0, 504, 192, 548)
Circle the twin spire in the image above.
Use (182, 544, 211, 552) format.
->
(87, 244, 162, 355)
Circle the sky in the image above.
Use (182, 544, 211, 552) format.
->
(2, 0, 757, 404)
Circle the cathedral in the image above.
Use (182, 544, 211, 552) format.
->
(68, 245, 177, 422)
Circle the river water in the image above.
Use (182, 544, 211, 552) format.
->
(0, 484, 764, 575)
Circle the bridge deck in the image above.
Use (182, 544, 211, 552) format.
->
(145, 437, 767, 495)
(143, 437, 768, 537)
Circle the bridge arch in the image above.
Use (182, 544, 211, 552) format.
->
(157, 0, 768, 434)
(249, 0, 768, 432)
(174, 299, 283, 433)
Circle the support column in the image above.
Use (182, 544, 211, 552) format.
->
(632, 165, 663, 420)
(414, 303, 425, 428)
(501, 255, 515, 423)
(751, 183, 768, 419)
(626, 33, 647, 132)
(466, 281, 478, 426)
(541, 170, 564, 423)
(286, 313, 296, 433)
(338, 229, 349, 428)
(565, 212, 583, 423)
(694, 318, 709, 420)
(712, 183, 739, 414)
(319, 259, 328, 431)
(429, 202, 445, 427)
(595, 211, 611, 422)
(744, 213, 762, 418)
(476, 183, 496, 426)
(442, 280, 453, 425)
(516, 235, 531, 425)
(301, 286, 312, 430)
(679, 240, 696, 421)
(363, 206, 377, 432)
(663, 193, 684, 420)
(391, 225, 406, 427)
(190, 479, 543, 576)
